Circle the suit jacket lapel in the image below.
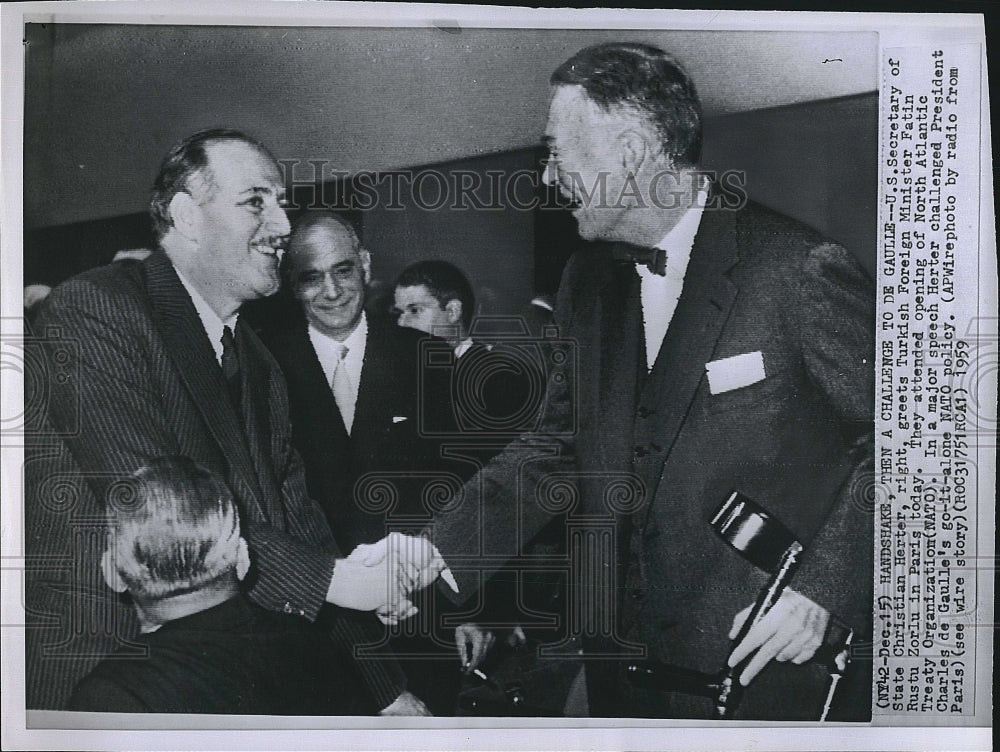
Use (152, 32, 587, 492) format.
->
(633, 206, 740, 521)
(236, 322, 284, 519)
(143, 253, 266, 516)
(352, 326, 394, 448)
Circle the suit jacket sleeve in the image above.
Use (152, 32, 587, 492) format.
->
(429, 265, 579, 604)
(785, 241, 875, 630)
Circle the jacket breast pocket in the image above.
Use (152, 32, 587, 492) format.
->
(705, 370, 799, 416)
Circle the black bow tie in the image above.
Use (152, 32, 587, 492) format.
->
(616, 245, 668, 276)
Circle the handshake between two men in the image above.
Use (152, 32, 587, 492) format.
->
(326, 532, 453, 624)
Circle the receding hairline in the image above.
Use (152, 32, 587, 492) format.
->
(287, 214, 364, 271)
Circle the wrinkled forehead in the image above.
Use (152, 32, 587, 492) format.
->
(290, 221, 361, 271)
(204, 139, 284, 188)
(546, 86, 594, 130)
(545, 84, 633, 142)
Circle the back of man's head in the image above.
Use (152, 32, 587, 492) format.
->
(104, 456, 243, 601)
(395, 260, 476, 330)
(551, 42, 702, 167)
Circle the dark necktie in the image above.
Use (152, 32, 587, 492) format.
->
(631, 247, 668, 276)
(221, 324, 242, 413)
(615, 244, 668, 276)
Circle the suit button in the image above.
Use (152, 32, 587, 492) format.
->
(283, 602, 293, 613)
(637, 406, 654, 418)
(633, 445, 649, 459)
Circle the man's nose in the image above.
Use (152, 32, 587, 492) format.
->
(322, 274, 342, 298)
(265, 204, 292, 237)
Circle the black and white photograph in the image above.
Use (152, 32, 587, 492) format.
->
(0, 3, 994, 751)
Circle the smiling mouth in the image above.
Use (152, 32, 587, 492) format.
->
(252, 237, 287, 262)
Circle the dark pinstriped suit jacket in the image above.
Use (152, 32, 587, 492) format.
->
(24, 251, 402, 710)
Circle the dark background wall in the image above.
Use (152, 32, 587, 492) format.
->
(24, 92, 877, 313)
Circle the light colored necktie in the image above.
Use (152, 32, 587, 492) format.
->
(331, 343, 355, 434)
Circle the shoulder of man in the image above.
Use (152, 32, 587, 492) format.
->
(374, 319, 444, 363)
(40, 252, 151, 312)
(730, 200, 867, 279)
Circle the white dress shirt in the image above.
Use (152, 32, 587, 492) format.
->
(638, 189, 708, 371)
(454, 337, 476, 359)
(308, 312, 368, 415)
(175, 268, 237, 365)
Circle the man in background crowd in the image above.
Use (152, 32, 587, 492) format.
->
(393, 260, 569, 701)
(252, 211, 466, 714)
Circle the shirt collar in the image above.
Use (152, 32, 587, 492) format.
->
(651, 187, 708, 273)
(174, 267, 238, 364)
(340, 311, 368, 354)
(454, 337, 475, 359)
(307, 311, 368, 389)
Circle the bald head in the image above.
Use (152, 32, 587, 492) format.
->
(286, 212, 371, 341)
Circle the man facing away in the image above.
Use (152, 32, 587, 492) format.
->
(26, 129, 439, 713)
(70, 457, 373, 714)
(429, 43, 874, 719)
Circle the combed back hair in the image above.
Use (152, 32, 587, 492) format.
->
(551, 42, 702, 167)
(149, 128, 269, 240)
(395, 260, 476, 329)
(282, 210, 362, 283)
(107, 456, 241, 600)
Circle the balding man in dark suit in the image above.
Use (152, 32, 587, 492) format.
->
(252, 211, 464, 714)
(25, 129, 439, 713)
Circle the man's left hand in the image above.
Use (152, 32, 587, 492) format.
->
(727, 588, 830, 686)
(378, 690, 433, 716)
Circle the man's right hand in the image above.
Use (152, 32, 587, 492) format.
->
(326, 533, 445, 616)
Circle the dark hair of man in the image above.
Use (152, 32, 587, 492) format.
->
(108, 456, 241, 599)
(149, 128, 269, 240)
(550, 42, 702, 167)
(395, 260, 476, 330)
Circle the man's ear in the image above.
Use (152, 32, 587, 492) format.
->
(444, 299, 463, 326)
(358, 248, 373, 286)
(618, 129, 649, 175)
(167, 191, 201, 242)
(236, 537, 251, 581)
(101, 549, 128, 594)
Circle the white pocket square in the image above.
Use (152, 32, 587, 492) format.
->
(392, 416, 408, 424)
(705, 351, 766, 395)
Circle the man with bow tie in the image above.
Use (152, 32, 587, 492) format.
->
(430, 43, 874, 719)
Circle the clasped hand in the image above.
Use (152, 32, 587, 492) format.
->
(327, 532, 445, 623)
